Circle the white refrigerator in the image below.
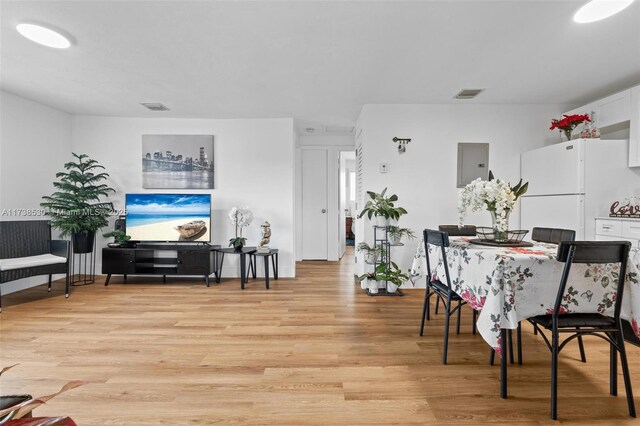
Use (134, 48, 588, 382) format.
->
(520, 139, 639, 240)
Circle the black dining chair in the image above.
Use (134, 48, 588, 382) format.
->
(435, 225, 477, 330)
(532, 227, 576, 245)
(420, 229, 473, 364)
(530, 228, 585, 357)
(528, 241, 635, 420)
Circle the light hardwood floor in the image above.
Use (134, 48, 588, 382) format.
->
(1, 247, 638, 425)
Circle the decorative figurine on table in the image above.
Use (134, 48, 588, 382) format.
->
(257, 221, 271, 253)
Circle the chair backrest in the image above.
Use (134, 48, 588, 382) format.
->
(0, 220, 52, 259)
(554, 241, 631, 321)
(423, 229, 453, 291)
(438, 224, 476, 237)
(532, 227, 576, 244)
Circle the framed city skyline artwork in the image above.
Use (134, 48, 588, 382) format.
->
(142, 135, 214, 189)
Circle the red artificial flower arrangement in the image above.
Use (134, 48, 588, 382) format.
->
(549, 114, 591, 140)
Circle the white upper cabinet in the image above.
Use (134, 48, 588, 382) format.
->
(564, 85, 638, 167)
(595, 89, 631, 128)
(564, 89, 631, 129)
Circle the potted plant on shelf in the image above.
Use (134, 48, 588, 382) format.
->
(356, 242, 385, 264)
(375, 261, 409, 294)
(355, 270, 378, 292)
(387, 226, 416, 245)
(228, 207, 253, 251)
(102, 230, 132, 248)
(40, 153, 115, 254)
(357, 187, 408, 227)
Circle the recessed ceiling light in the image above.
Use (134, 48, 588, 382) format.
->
(16, 23, 71, 49)
(574, 0, 635, 23)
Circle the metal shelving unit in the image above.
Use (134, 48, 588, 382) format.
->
(365, 225, 404, 297)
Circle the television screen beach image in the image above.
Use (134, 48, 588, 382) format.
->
(125, 194, 211, 242)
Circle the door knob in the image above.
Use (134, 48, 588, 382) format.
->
(321, 209, 327, 213)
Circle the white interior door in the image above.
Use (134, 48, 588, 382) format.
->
(302, 149, 328, 259)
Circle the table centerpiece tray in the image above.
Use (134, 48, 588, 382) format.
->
(469, 239, 534, 248)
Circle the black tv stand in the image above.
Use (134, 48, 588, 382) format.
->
(102, 244, 220, 286)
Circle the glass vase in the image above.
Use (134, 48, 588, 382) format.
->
(489, 210, 511, 242)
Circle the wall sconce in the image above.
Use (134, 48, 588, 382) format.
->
(393, 137, 411, 154)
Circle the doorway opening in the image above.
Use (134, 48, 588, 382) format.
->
(339, 151, 356, 259)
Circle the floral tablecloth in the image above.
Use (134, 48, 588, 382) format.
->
(409, 237, 640, 352)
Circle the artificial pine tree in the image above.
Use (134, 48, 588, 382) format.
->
(41, 153, 115, 253)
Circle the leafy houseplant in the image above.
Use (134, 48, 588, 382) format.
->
(355, 262, 408, 294)
(40, 153, 115, 254)
(376, 261, 410, 293)
(550, 114, 591, 141)
(356, 242, 385, 264)
(102, 230, 132, 248)
(357, 188, 408, 227)
(387, 226, 416, 245)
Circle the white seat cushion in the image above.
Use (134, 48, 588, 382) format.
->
(0, 254, 67, 271)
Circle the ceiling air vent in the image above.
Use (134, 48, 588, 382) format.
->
(454, 89, 484, 100)
(141, 102, 170, 111)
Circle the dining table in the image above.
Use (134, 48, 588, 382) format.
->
(409, 236, 640, 398)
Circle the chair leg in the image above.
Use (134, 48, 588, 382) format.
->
(577, 329, 586, 363)
(551, 329, 559, 420)
(517, 322, 523, 365)
(420, 288, 430, 336)
(611, 335, 618, 396)
(48, 274, 52, 292)
(435, 297, 440, 314)
(472, 309, 477, 335)
(617, 330, 637, 417)
(65, 270, 70, 299)
(456, 300, 462, 335)
(508, 329, 514, 365)
(443, 297, 452, 365)
(490, 348, 495, 366)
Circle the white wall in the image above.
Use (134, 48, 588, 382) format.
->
(295, 133, 355, 260)
(71, 116, 296, 278)
(0, 91, 72, 294)
(356, 103, 564, 283)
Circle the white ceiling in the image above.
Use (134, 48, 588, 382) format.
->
(2, 1, 640, 131)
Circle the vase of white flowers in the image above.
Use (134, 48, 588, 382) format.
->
(458, 171, 528, 241)
(229, 207, 253, 251)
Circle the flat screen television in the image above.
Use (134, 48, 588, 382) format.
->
(125, 193, 211, 242)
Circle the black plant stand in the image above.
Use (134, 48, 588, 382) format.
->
(70, 238, 96, 286)
(365, 225, 404, 297)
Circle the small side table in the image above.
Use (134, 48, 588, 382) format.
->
(247, 249, 278, 289)
(214, 247, 257, 289)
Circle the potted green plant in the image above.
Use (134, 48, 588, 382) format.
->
(355, 270, 377, 292)
(41, 153, 115, 254)
(387, 226, 416, 245)
(102, 230, 132, 248)
(356, 242, 385, 264)
(357, 188, 408, 227)
(375, 261, 409, 293)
